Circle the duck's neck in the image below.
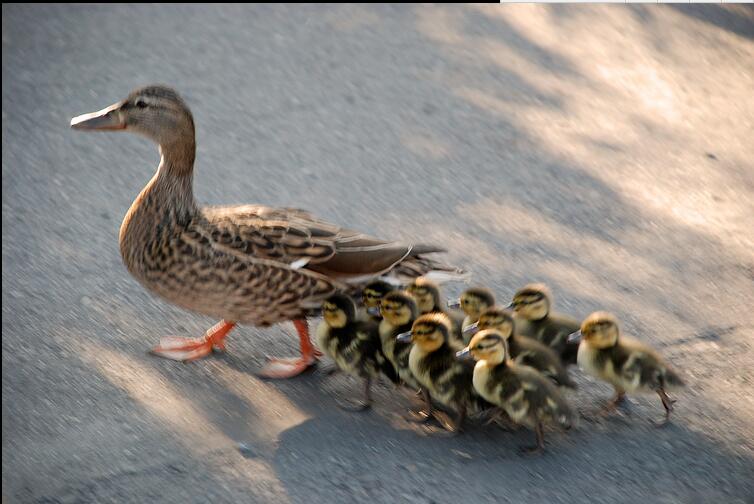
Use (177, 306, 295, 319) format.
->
(153, 139, 198, 215)
(119, 138, 198, 263)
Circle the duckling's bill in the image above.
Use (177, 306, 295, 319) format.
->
(396, 331, 412, 343)
(456, 347, 471, 359)
(567, 330, 582, 344)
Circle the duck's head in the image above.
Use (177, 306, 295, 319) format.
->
(509, 283, 552, 321)
(71, 85, 194, 148)
(322, 294, 356, 329)
(476, 306, 515, 341)
(459, 329, 508, 365)
(405, 313, 453, 353)
(362, 280, 394, 316)
(406, 278, 441, 314)
(457, 287, 496, 319)
(380, 291, 418, 327)
(574, 311, 620, 349)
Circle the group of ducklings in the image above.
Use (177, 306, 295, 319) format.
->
(316, 279, 684, 454)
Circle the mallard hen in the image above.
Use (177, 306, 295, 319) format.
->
(70, 85, 462, 378)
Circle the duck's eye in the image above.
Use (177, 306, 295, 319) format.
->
(134, 99, 148, 109)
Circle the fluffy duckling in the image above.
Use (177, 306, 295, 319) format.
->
(509, 283, 580, 365)
(361, 280, 394, 322)
(316, 294, 398, 411)
(568, 312, 684, 424)
(448, 287, 496, 343)
(407, 277, 445, 315)
(477, 307, 576, 389)
(400, 313, 483, 434)
(459, 329, 576, 454)
(379, 291, 421, 391)
(407, 278, 465, 341)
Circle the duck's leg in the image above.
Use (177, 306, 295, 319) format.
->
(257, 319, 321, 379)
(150, 321, 236, 362)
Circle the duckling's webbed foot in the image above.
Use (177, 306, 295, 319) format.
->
(429, 407, 465, 436)
(257, 320, 319, 379)
(599, 390, 627, 416)
(336, 377, 373, 412)
(150, 320, 236, 362)
(317, 363, 339, 377)
(519, 422, 545, 456)
(406, 389, 433, 423)
(336, 398, 372, 412)
(654, 388, 676, 427)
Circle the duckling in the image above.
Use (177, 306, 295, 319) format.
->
(568, 312, 684, 424)
(459, 329, 576, 454)
(448, 287, 496, 343)
(361, 280, 394, 322)
(379, 291, 421, 391)
(477, 307, 576, 389)
(509, 283, 580, 365)
(407, 277, 445, 314)
(71, 85, 463, 378)
(407, 277, 465, 341)
(400, 313, 484, 434)
(315, 294, 398, 410)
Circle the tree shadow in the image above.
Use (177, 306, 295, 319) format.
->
(666, 5, 754, 41)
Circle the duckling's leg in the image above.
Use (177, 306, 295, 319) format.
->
(257, 319, 321, 379)
(655, 387, 676, 426)
(430, 405, 466, 437)
(520, 422, 545, 456)
(336, 377, 373, 412)
(600, 389, 627, 415)
(150, 321, 236, 362)
(407, 389, 433, 423)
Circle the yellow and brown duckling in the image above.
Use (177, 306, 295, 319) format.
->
(361, 280, 395, 322)
(407, 277, 445, 315)
(459, 329, 576, 455)
(568, 312, 684, 424)
(477, 307, 576, 389)
(407, 277, 465, 341)
(379, 291, 421, 391)
(316, 294, 398, 411)
(71, 85, 461, 378)
(401, 313, 486, 434)
(509, 283, 580, 365)
(448, 287, 496, 343)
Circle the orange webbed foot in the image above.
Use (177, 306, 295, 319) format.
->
(150, 321, 235, 363)
(257, 355, 318, 378)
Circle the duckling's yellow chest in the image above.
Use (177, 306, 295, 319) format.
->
(316, 323, 364, 375)
(472, 362, 500, 406)
(408, 347, 461, 407)
(578, 343, 636, 390)
(379, 321, 397, 364)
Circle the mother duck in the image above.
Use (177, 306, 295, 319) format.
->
(71, 85, 461, 378)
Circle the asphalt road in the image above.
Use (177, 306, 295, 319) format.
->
(3, 4, 754, 503)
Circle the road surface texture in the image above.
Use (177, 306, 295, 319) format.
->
(3, 4, 753, 503)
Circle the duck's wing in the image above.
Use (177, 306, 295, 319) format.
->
(193, 205, 460, 283)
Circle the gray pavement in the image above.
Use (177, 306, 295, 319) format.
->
(3, 4, 754, 503)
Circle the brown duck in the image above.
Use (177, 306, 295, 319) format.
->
(71, 85, 462, 378)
